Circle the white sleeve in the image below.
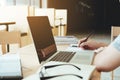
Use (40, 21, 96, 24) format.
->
(110, 35, 120, 51)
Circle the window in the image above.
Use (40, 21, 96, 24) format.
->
(0, 0, 40, 8)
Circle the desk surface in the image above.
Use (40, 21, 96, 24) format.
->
(19, 44, 100, 80)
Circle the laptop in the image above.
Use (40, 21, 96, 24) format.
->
(27, 16, 94, 64)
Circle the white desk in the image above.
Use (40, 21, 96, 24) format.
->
(19, 44, 40, 78)
(19, 44, 100, 80)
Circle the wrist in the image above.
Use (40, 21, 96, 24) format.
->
(95, 42, 107, 49)
(94, 47, 106, 54)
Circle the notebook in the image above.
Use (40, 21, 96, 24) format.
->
(0, 53, 23, 80)
(27, 16, 94, 64)
(54, 36, 79, 45)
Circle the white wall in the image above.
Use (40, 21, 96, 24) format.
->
(0, 6, 29, 32)
(0, 0, 40, 8)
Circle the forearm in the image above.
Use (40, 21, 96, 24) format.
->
(93, 45, 120, 72)
(96, 42, 108, 48)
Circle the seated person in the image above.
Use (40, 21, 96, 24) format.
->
(78, 35, 120, 72)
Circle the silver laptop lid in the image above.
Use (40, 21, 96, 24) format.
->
(27, 16, 57, 62)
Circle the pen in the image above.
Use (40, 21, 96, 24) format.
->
(79, 31, 94, 45)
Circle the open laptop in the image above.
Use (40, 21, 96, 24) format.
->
(27, 16, 94, 64)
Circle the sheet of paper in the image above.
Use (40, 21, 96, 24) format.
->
(66, 44, 93, 53)
(54, 36, 78, 45)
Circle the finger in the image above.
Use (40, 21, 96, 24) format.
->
(83, 45, 90, 50)
(78, 40, 82, 47)
(78, 38, 86, 46)
(79, 42, 85, 48)
(79, 42, 91, 50)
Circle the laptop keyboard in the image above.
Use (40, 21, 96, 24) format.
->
(50, 51, 76, 62)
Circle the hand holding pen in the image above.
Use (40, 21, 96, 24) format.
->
(78, 31, 107, 50)
(78, 31, 93, 45)
(78, 31, 94, 50)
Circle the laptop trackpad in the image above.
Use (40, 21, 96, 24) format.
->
(70, 51, 94, 65)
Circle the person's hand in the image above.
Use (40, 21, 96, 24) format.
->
(78, 37, 88, 46)
(78, 38, 107, 50)
(79, 40, 101, 50)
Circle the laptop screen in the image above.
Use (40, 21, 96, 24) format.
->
(27, 16, 57, 62)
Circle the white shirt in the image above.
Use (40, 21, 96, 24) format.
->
(111, 35, 120, 51)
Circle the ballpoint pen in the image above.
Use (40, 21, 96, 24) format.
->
(79, 31, 94, 46)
